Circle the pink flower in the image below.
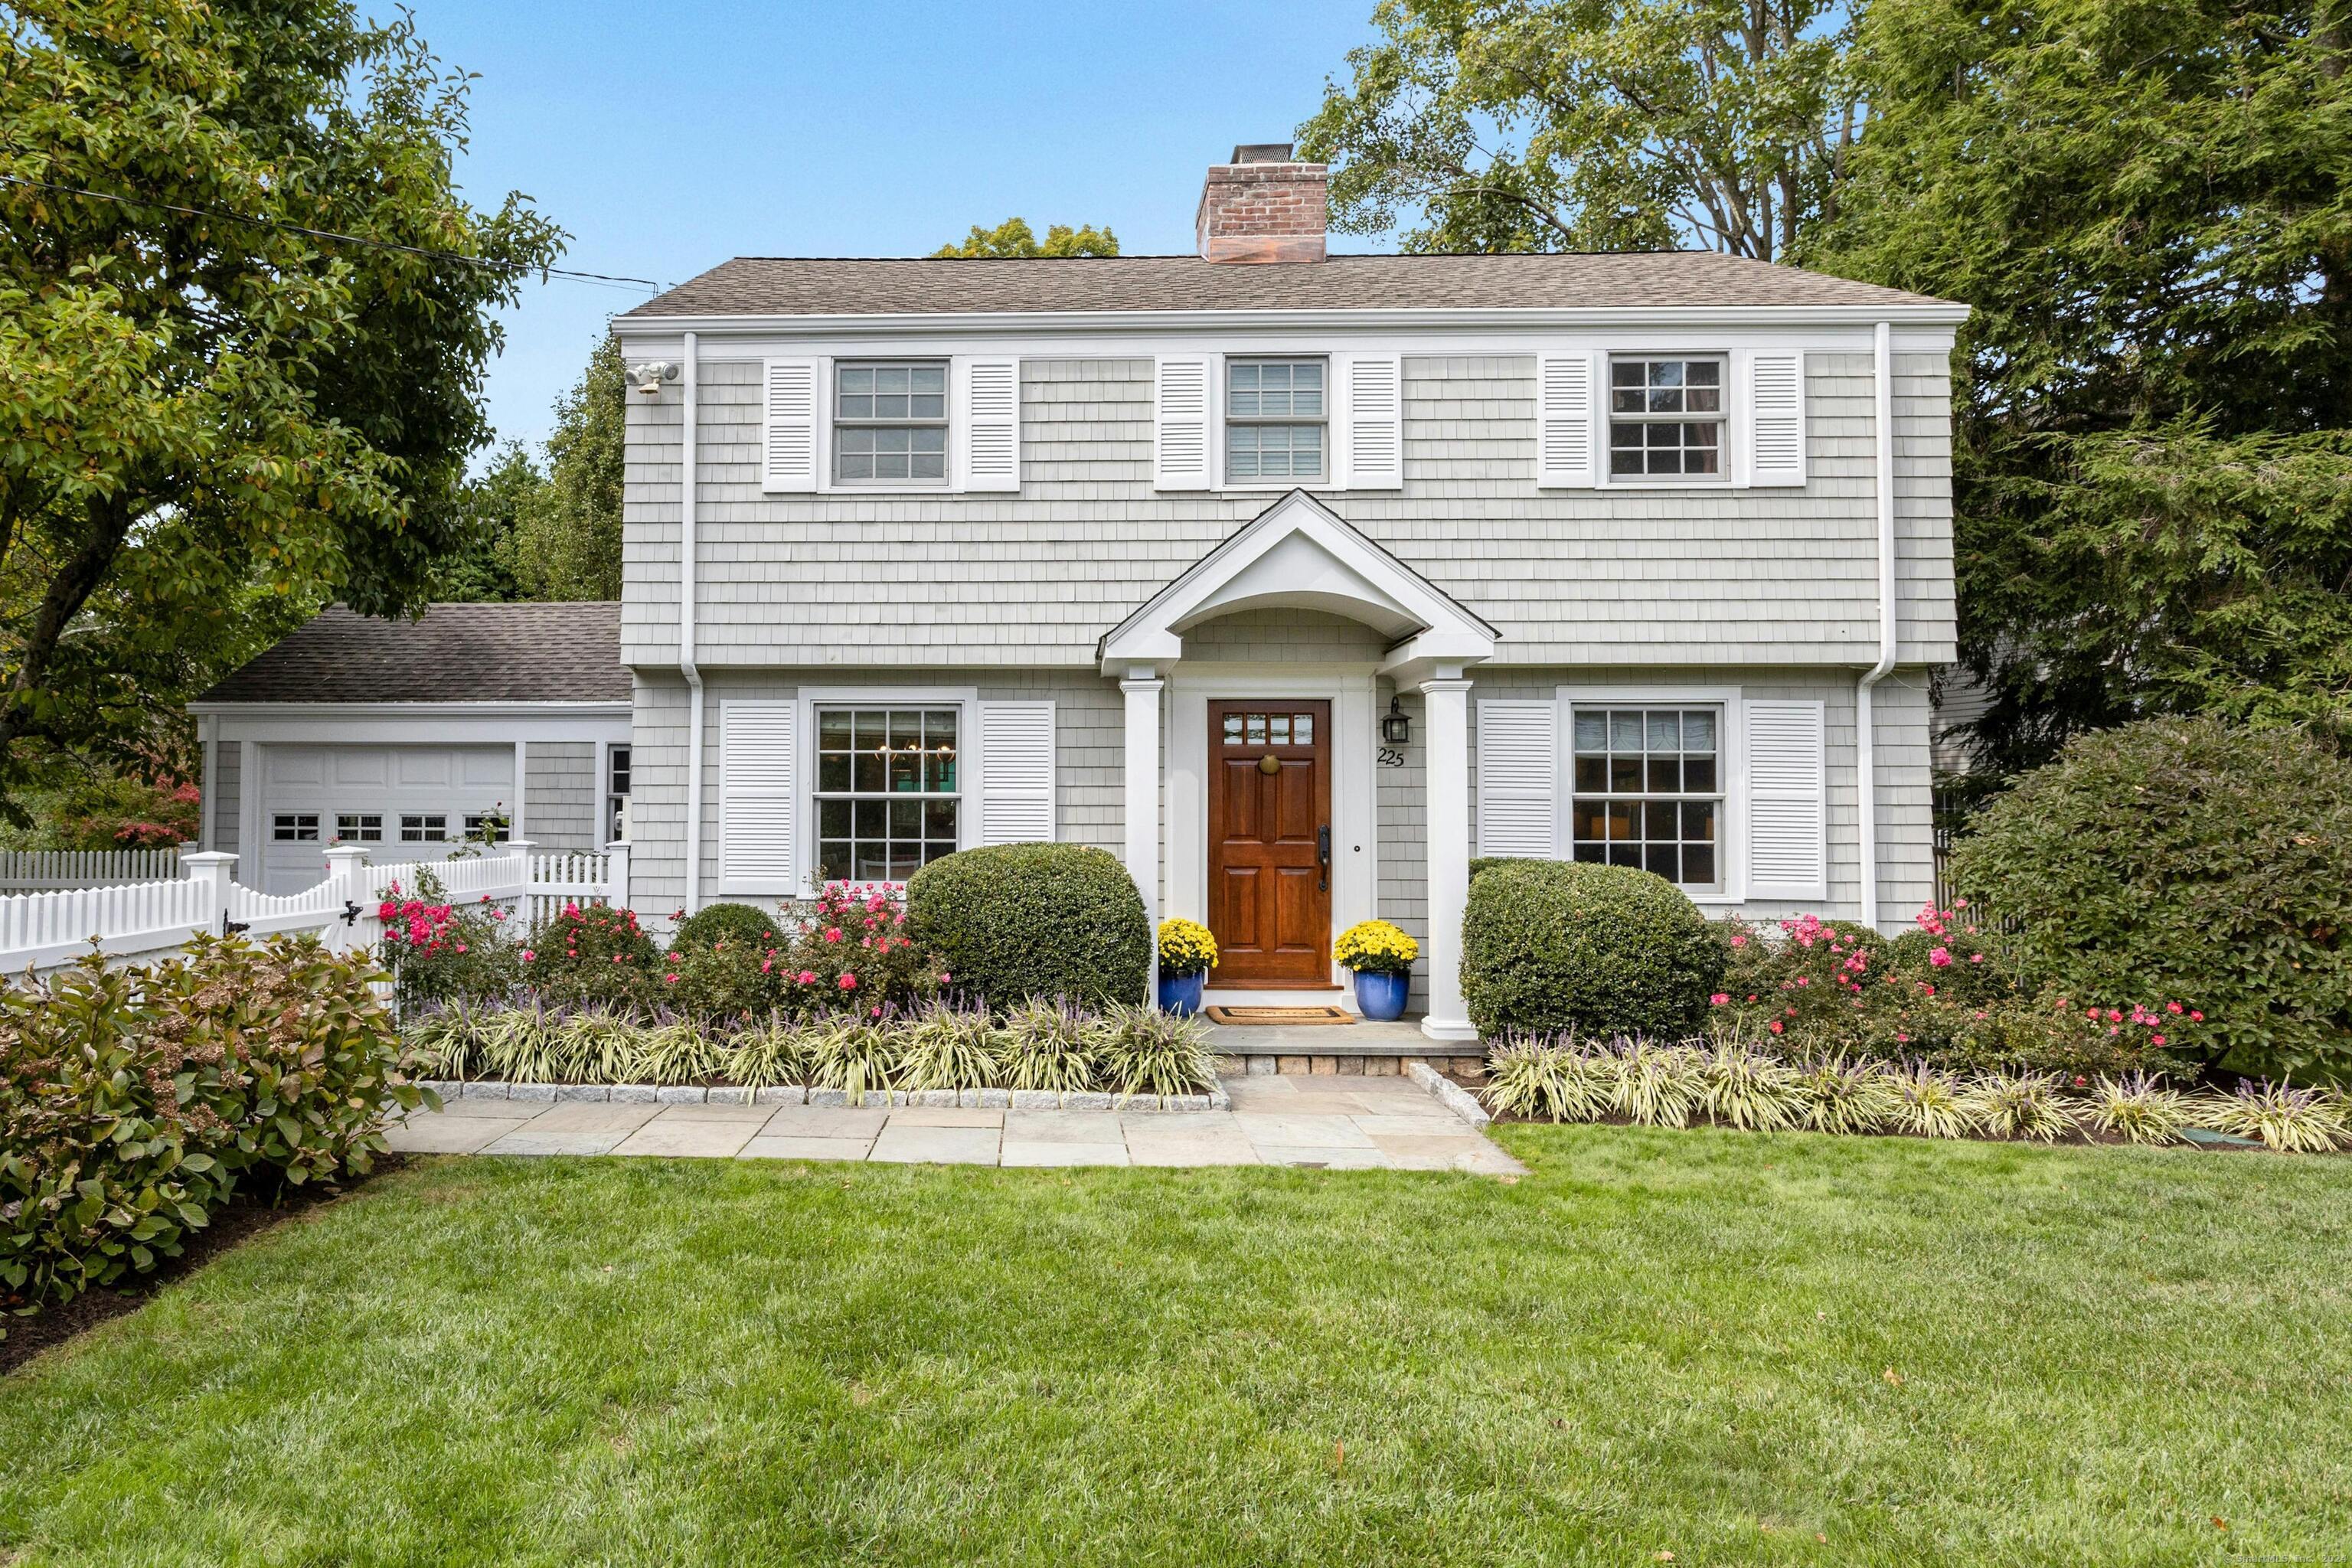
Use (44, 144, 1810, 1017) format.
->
(1968, 952, 1984, 964)
(377, 900, 398, 920)
(939, 972, 952, 984)
(823, 927, 843, 943)
(2151, 1034, 2167, 1047)
(870, 1005, 883, 1018)
(2190, 1010, 2203, 1022)
(2166, 1001, 2183, 1015)
(521, 950, 536, 962)
(797, 970, 817, 985)
(665, 973, 680, 985)
(760, 960, 773, 973)
(1768, 1019, 1784, 1034)
(1729, 933, 1746, 948)
(839, 973, 859, 990)
(453, 944, 468, 955)
(1710, 993, 1730, 1006)
(612, 954, 624, 964)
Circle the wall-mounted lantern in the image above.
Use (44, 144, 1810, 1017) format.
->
(1380, 696, 1412, 746)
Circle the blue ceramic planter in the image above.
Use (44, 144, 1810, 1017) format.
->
(1351, 968, 1410, 1021)
(1158, 969, 1207, 1017)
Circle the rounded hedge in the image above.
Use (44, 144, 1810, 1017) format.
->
(906, 844, 1151, 1007)
(1950, 717, 2352, 1083)
(1461, 859, 1726, 1040)
(672, 901, 784, 952)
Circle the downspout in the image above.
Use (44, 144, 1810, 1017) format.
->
(1857, 320, 1898, 931)
(680, 331, 705, 917)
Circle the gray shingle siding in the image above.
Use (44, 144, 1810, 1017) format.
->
(621, 351, 1956, 671)
(523, 741, 598, 853)
(213, 743, 240, 853)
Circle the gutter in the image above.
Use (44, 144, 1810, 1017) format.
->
(679, 330, 706, 916)
(1857, 320, 1898, 931)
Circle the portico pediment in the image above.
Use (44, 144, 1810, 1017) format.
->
(1098, 490, 1496, 676)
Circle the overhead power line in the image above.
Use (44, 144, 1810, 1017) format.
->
(0, 171, 668, 292)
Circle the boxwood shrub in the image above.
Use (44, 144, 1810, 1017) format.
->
(1950, 717, 2352, 1083)
(1461, 859, 1726, 1040)
(907, 844, 1149, 1007)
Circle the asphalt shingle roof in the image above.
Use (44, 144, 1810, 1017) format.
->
(619, 251, 1950, 318)
(198, 603, 627, 704)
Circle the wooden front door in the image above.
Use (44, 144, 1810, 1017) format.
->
(1207, 700, 1333, 987)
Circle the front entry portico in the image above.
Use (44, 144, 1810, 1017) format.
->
(1100, 491, 1497, 1042)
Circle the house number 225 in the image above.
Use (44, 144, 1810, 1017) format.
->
(1377, 747, 1406, 768)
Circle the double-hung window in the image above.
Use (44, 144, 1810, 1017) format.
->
(1609, 358, 1725, 479)
(607, 744, 632, 844)
(834, 361, 947, 485)
(1570, 707, 1723, 889)
(1226, 359, 1326, 481)
(813, 707, 961, 883)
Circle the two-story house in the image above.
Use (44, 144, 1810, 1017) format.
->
(193, 144, 1965, 1042)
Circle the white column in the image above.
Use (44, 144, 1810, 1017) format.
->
(604, 839, 632, 910)
(1419, 676, 1477, 1041)
(1121, 673, 1164, 991)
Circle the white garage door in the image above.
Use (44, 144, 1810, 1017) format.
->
(258, 744, 515, 893)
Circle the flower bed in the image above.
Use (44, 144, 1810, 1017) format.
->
(404, 995, 1219, 1105)
(1483, 1033, 2349, 1153)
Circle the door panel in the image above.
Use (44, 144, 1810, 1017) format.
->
(1207, 700, 1332, 987)
(256, 743, 513, 894)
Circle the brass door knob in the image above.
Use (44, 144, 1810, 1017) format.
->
(1257, 753, 1282, 776)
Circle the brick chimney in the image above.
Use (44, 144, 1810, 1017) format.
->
(1195, 143, 1328, 264)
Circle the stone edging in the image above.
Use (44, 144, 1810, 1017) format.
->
(1407, 1062, 1492, 1128)
(417, 1080, 1232, 1113)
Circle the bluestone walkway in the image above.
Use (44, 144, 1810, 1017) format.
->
(385, 1072, 1523, 1174)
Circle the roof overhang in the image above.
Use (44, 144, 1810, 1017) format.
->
(1099, 490, 1497, 681)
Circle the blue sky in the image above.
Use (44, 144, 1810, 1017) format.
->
(408, 0, 1395, 452)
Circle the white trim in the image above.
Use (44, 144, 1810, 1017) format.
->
(1166, 665, 1378, 991)
(1101, 489, 1496, 671)
(616, 304, 1974, 345)
(191, 701, 630, 718)
(1552, 684, 1748, 906)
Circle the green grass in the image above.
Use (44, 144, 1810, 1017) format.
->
(2, 1127, 2347, 1565)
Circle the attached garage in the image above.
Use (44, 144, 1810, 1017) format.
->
(256, 743, 518, 893)
(191, 603, 634, 895)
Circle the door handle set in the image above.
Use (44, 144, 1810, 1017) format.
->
(1317, 825, 1331, 891)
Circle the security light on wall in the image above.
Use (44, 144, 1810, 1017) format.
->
(629, 361, 681, 397)
(1381, 697, 1412, 745)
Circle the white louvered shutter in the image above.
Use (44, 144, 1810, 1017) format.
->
(1475, 700, 1561, 858)
(975, 701, 1055, 845)
(1743, 351, 1806, 487)
(720, 702, 798, 889)
(760, 358, 821, 492)
(956, 357, 1021, 492)
(1338, 353, 1403, 489)
(1743, 699, 1828, 899)
(1153, 356, 1214, 490)
(1535, 351, 1598, 488)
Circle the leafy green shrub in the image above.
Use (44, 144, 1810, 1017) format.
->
(674, 901, 787, 952)
(908, 844, 1149, 1007)
(1951, 717, 2352, 1083)
(2, 935, 427, 1332)
(1459, 860, 1725, 1040)
(519, 900, 662, 1009)
(377, 869, 518, 1010)
(659, 933, 792, 1022)
(763, 882, 942, 1019)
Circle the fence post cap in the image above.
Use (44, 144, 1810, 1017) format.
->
(322, 843, 370, 863)
(505, 838, 536, 857)
(182, 851, 237, 868)
(603, 839, 630, 854)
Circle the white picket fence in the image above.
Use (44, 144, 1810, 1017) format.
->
(0, 847, 188, 890)
(0, 840, 630, 977)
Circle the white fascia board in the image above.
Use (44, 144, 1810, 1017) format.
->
(193, 702, 632, 745)
(613, 302, 1974, 346)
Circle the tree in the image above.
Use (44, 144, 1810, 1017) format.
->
(430, 443, 541, 603)
(933, 217, 1119, 257)
(1296, 0, 1862, 257)
(507, 338, 627, 601)
(1807, 0, 2352, 772)
(0, 1, 562, 822)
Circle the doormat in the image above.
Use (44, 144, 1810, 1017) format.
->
(1204, 1004, 1356, 1027)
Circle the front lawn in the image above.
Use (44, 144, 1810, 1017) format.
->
(2, 1128, 2346, 1565)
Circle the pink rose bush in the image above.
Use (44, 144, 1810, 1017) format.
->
(654, 883, 942, 1024)
(1713, 903, 2207, 1076)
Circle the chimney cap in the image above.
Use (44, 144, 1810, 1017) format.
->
(1230, 142, 1296, 164)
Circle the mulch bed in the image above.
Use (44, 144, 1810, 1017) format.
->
(1, 1156, 407, 1377)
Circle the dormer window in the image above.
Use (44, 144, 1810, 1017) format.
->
(1225, 358, 1326, 482)
(834, 361, 947, 485)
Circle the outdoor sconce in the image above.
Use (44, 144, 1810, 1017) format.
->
(1380, 696, 1412, 745)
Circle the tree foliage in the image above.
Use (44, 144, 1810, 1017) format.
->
(1808, 0, 2352, 769)
(1297, 0, 1861, 257)
(0, 0, 561, 821)
(932, 217, 1119, 258)
(510, 338, 627, 601)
